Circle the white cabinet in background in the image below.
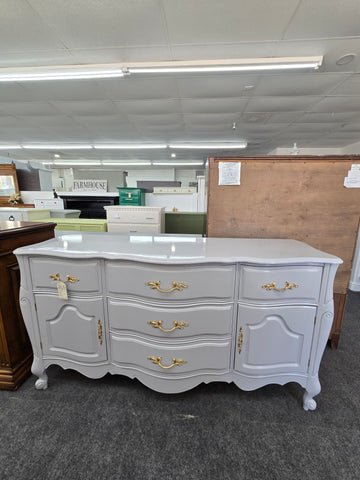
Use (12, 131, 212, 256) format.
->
(0, 207, 51, 221)
(105, 206, 165, 233)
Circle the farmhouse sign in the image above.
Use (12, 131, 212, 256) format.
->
(73, 179, 108, 192)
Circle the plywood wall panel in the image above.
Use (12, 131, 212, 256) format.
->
(208, 157, 360, 294)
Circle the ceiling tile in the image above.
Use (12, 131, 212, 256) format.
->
(284, 0, 360, 39)
(29, 0, 168, 48)
(51, 100, 117, 116)
(254, 73, 349, 96)
(246, 96, 322, 112)
(180, 98, 247, 114)
(0, 102, 60, 116)
(162, 0, 299, 43)
(115, 99, 181, 115)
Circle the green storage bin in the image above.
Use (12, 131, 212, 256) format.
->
(165, 212, 207, 236)
(117, 187, 145, 206)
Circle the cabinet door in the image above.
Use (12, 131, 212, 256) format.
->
(235, 304, 316, 375)
(35, 295, 107, 363)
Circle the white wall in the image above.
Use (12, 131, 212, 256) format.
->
(175, 169, 199, 187)
(342, 140, 360, 154)
(126, 169, 175, 187)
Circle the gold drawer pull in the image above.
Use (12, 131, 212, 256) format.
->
(147, 356, 187, 369)
(148, 320, 189, 333)
(98, 319, 103, 345)
(238, 327, 243, 354)
(50, 273, 79, 284)
(145, 280, 188, 293)
(261, 281, 298, 293)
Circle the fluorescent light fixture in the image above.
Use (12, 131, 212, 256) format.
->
(0, 64, 125, 82)
(0, 57, 323, 83)
(152, 162, 204, 166)
(23, 144, 93, 149)
(168, 142, 247, 149)
(93, 144, 167, 149)
(0, 144, 22, 149)
(53, 161, 101, 166)
(102, 161, 152, 166)
(127, 56, 323, 73)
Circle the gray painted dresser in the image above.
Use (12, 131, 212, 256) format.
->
(14, 233, 342, 410)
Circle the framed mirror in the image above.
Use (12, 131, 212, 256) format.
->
(0, 163, 20, 207)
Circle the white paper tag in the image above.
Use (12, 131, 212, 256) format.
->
(57, 281, 68, 300)
(218, 162, 241, 185)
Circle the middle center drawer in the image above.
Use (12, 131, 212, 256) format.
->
(108, 299, 234, 338)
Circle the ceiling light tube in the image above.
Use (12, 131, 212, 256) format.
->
(53, 161, 102, 166)
(152, 162, 204, 166)
(22, 144, 93, 149)
(168, 142, 247, 149)
(127, 56, 323, 73)
(102, 162, 152, 166)
(93, 143, 167, 149)
(0, 64, 125, 82)
(0, 144, 22, 149)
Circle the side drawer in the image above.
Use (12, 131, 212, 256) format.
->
(106, 209, 161, 224)
(239, 265, 323, 304)
(106, 261, 236, 300)
(110, 336, 231, 374)
(107, 223, 161, 234)
(108, 300, 233, 338)
(29, 257, 102, 293)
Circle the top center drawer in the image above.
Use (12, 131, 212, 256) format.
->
(105, 206, 164, 224)
(105, 261, 235, 301)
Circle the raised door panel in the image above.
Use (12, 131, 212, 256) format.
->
(235, 304, 316, 375)
(106, 262, 235, 300)
(35, 295, 107, 363)
(108, 299, 233, 338)
(110, 336, 231, 375)
(239, 265, 323, 304)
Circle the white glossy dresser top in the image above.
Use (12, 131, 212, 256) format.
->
(14, 232, 342, 265)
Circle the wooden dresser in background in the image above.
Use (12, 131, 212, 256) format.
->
(0, 221, 56, 390)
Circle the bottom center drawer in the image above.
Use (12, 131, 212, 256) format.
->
(110, 336, 231, 375)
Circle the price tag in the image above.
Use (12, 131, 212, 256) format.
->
(57, 281, 68, 300)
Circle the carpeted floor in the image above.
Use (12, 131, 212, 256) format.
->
(1, 291, 359, 480)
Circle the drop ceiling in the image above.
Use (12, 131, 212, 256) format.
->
(1, 0, 360, 166)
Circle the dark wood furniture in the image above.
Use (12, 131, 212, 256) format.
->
(0, 221, 56, 390)
(207, 155, 360, 349)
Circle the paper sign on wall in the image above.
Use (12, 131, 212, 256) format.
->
(218, 162, 241, 185)
(344, 164, 360, 188)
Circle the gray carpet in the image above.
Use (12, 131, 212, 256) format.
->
(1, 291, 359, 480)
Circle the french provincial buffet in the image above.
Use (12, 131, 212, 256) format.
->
(14, 233, 342, 410)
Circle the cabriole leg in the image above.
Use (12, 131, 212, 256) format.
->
(31, 356, 48, 390)
(303, 375, 321, 411)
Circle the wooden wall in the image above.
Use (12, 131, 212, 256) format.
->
(207, 156, 360, 347)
